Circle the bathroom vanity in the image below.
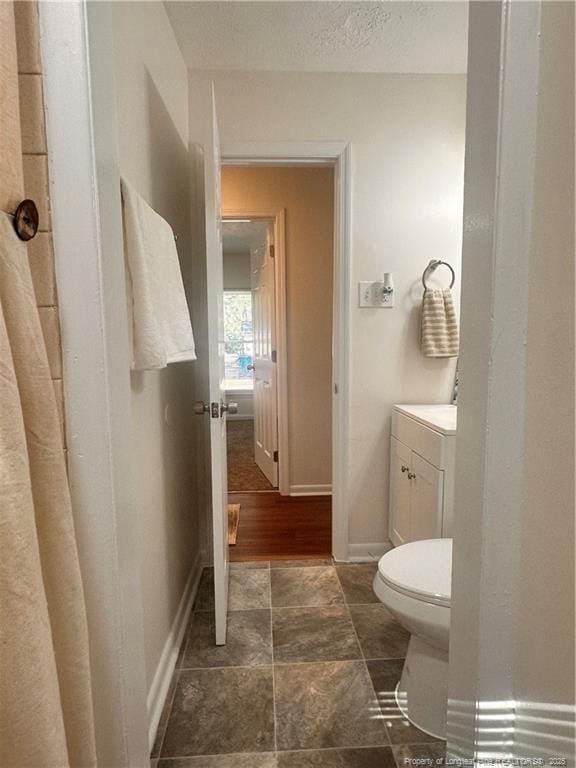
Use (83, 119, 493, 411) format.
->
(389, 404, 456, 546)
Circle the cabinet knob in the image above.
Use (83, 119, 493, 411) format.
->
(401, 465, 409, 473)
(408, 471, 416, 480)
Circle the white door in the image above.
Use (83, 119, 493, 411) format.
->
(191, 81, 229, 645)
(252, 227, 279, 487)
(410, 453, 444, 542)
(389, 437, 412, 546)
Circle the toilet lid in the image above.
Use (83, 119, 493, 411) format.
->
(378, 539, 452, 607)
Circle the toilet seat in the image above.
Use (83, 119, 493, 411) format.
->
(378, 538, 452, 607)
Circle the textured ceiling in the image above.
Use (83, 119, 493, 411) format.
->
(223, 220, 269, 252)
(165, 1, 468, 74)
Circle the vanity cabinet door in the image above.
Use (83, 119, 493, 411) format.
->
(410, 453, 444, 541)
(389, 437, 412, 546)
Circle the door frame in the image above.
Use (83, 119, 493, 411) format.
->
(222, 208, 288, 494)
(222, 143, 352, 562)
(38, 2, 149, 765)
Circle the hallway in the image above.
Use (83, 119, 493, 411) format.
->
(227, 421, 275, 492)
(228, 492, 332, 562)
(151, 561, 445, 766)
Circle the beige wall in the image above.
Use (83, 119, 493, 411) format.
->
(514, 0, 575, 718)
(223, 251, 251, 290)
(222, 166, 334, 490)
(194, 70, 466, 545)
(112, 2, 199, 692)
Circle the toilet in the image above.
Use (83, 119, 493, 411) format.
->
(373, 538, 452, 740)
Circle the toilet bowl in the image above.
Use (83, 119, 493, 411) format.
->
(373, 538, 452, 740)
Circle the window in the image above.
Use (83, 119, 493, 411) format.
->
(223, 291, 253, 390)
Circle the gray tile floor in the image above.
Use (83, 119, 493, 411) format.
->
(151, 561, 444, 767)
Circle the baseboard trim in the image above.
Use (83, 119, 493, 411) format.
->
(147, 553, 203, 750)
(289, 484, 332, 496)
(347, 542, 393, 562)
(447, 698, 576, 764)
(514, 700, 576, 762)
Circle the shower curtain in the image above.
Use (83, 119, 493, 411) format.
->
(0, 214, 97, 767)
(0, 5, 97, 764)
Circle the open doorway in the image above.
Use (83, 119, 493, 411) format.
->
(222, 164, 336, 560)
(222, 218, 277, 492)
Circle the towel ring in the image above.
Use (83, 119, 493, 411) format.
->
(422, 259, 455, 290)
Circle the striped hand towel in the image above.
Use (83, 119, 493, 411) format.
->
(421, 288, 459, 358)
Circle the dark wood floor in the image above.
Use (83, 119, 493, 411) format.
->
(228, 491, 332, 561)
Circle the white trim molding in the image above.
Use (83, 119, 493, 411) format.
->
(446, 699, 576, 765)
(40, 2, 149, 765)
(223, 141, 350, 165)
(147, 556, 203, 750)
(514, 701, 576, 764)
(346, 542, 393, 563)
(330, 143, 352, 563)
(221, 142, 352, 562)
(289, 484, 332, 497)
(446, 698, 516, 762)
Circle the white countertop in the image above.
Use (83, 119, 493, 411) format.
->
(394, 404, 457, 435)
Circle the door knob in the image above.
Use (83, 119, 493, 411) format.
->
(220, 401, 238, 416)
(194, 401, 210, 415)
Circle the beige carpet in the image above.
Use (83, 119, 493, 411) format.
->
(228, 504, 240, 545)
(227, 420, 275, 492)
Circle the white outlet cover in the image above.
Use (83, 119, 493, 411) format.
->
(358, 281, 394, 308)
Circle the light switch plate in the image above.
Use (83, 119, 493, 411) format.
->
(358, 281, 395, 308)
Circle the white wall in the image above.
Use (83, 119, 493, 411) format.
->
(514, 0, 574, 748)
(112, 2, 200, 694)
(447, 2, 574, 761)
(192, 70, 466, 546)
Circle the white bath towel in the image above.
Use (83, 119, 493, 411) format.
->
(421, 288, 459, 358)
(121, 178, 196, 369)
